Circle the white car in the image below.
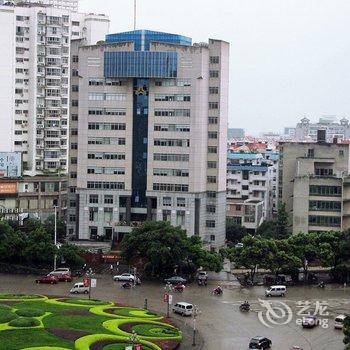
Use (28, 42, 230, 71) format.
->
(49, 268, 71, 277)
(70, 282, 89, 294)
(334, 314, 347, 329)
(113, 273, 136, 282)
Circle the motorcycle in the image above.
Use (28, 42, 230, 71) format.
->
(239, 302, 250, 312)
(212, 287, 223, 296)
(317, 281, 325, 288)
(122, 282, 132, 289)
(197, 278, 207, 286)
(174, 283, 185, 293)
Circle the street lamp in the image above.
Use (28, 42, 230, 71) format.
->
(53, 205, 58, 271)
(164, 282, 173, 318)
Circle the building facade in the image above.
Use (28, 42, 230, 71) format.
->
(0, 2, 109, 176)
(0, 0, 78, 11)
(279, 138, 350, 234)
(226, 149, 279, 231)
(295, 117, 350, 142)
(68, 30, 229, 249)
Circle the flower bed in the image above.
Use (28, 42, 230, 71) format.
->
(0, 295, 183, 349)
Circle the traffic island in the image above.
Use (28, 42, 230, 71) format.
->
(0, 294, 183, 350)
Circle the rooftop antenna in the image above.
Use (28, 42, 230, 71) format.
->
(134, 0, 137, 30)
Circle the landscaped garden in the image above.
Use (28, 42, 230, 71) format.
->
(0, 294, 182, 350)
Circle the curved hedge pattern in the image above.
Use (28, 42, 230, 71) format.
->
(0, 294, 182, 349)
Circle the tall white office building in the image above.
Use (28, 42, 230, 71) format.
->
(0, 2, 109, 175)
(68, 30, 229, 249)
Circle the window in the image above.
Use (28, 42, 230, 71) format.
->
(154, 109, 190, 117)
(208, 131, 218, 139)
(154, 139, 190, 147)
(89, 207, 98, 222)
(177, 197, 186, 207)
(69, 214, 76, 222)
(206, 220, 216, 228)
(163, 197, 172, 207)
(70, 172, 77, 179)
(307, 149, 314, 158)
(89, 194, 98, 204)
(208, 117, 218, 124)
(206, 205, 216, 213)
(153, 183, 189, 192)
(70, 143, 78, 150)
(309, 215, 341, 227)
(208, 146, 217, 154)
(210, 235, 216, 241)
(209, 102, 219, 110)
(242, 185, 249, 190)
(209, 70, 219, 78)
(207, 191, 217, 198)
(207, 161, 217, 169)
(309, 185, 342, 197)
(209, 87, 219, 94)
(162, 210, 171, 222)
(207, 176, 217, 184)
(72, 85, 79, 92)
(104, 195, 113, 204)
(71, 129, 78, 136)
(72, 55, 79, 63)
(309, 200, 341, 212)
(210, 56, 220, 64)
(87, 182, 125, 190)
(339, 149, 344, 156)
(153, 153, 189, 162)
(72, 114, 78, 121)
(104, 207, 113, 221)
(315, 168, 333, 176)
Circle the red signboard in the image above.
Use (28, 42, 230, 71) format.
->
(83, 278, 90, 287)
(134, 345, 142, 350)
(163, 293, 169, 303)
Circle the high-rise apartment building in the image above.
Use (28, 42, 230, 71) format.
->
(0, 0, 78, 11)
(279, 135, 350, 234)
(0, 2, 109, 176)
(68, 30, 229, 249)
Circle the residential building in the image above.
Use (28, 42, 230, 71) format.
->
(226, 149, 279, 231)
(279, 132, 350, 234)
(68, 30, 229, 249)
(0, 2, 109, 176)
(295, 117, 350, 142)
(0, 0, 78, 11)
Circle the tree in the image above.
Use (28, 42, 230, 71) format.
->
(288, 232, 318, 281)
(121, 221, 223, 276)
(231, 235, 272, 281)
(58, 243, 84, 267)
(225, 219, 247, 245)
(256, 203, 290, 240)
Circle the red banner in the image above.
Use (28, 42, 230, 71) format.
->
(83, 278, 90, 287)
(163, 293, 169, 303)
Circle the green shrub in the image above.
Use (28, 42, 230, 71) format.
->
(15, 308, 45, 317)
(0, 309, 18, 323)
(8, 317, 40, 328)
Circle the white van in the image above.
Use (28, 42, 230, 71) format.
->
(172, 302, 193, 316)
(265, 285, 286, 297)
(70, 282, 89, 294)
(334, 314, 347, 329)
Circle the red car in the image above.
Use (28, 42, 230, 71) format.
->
(56, 273, 72, 282)
(35, 275, 58, 284)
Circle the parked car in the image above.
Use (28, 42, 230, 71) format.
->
(265, 285, 286, 297)
(302, 316, 319, 328)
(49, 268, 71, 277)
(57, 273, 72, 282)
(164, 276, 187, 284)
(70, 282, 89, 294)
(113, 273, 136, 282)
(249, 336, 272, 349)
(235, 242, 244, 248)
(172, 302, 193, 316)
(35, 275, 58, 284)
(334, 314, 347, 329)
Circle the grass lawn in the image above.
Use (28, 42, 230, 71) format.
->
(0, 295, 182, 350)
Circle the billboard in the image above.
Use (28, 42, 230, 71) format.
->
(0, 182, 17, 194)
(0, 152, 22, 178)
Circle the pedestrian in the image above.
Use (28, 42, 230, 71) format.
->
(83, 263, 87, 271)
(110, 264, 113, 274)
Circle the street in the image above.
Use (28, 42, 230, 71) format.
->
(0, 273, 348, 350)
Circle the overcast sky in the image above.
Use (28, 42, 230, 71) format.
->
(79, 0, 350, 136)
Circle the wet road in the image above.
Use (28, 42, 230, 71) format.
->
(0, 273, 349, 350)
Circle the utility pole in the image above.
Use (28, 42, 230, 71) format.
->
(134, 0, 137, 30)
(53, 205, 58, 271)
